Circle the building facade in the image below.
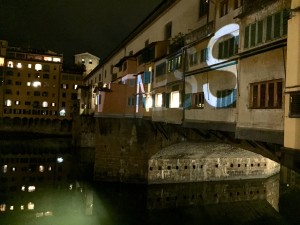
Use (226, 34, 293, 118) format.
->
(81, 0, 298, 152)
(0, 45, 84, 120)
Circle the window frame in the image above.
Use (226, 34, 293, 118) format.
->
(249, 79, 283, 109)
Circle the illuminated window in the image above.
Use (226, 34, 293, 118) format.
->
(170, 91, 180, 108)
(42, 101, 48, 108)
(155, 93, 163, 107)
(146, 95, 153, 108)
(81, 58, 85, 64)
(39, 165, 44, 172)
(61, 84, 68, 89)
(28, 186, 36, 192)
(17, 62, 22, 68)
(51, 102, 56, 107)
(15, 101, 20, 105)
(0, 204, 6, 212)
(57, 157, 64, 163)
(48, 166, 52, 171)
(35, 64, 42, 71)
(28, 64, 32, 68)
(10, 206, 14, 211)
(32, 81, 41, 87)
(0, 57, 4, 66)
(89, 59, 92, 64)
(27, 82, 31, 87)
(59, 109, 66, 116)
(73, 84, 78, 90)
(3, 165, 8, 173)
(7, 61, 13, 68)
(53, 57, 61, 62)
(5, 100, 12, 107)
(28, 202, 34, 210)
(11, 167, 16, 172)
(20, 205, 24, 210)
(44, 56, 52, 61)
(21, 186, 26, 191)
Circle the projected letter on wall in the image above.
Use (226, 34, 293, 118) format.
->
(204, 23, 239, 108)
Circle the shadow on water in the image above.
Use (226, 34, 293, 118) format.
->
(1, 137, 300, 225)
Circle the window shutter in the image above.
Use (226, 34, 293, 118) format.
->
(144, 71, 151, 84)
(165, 93, 170, 108)
(184, 93, 192, 109)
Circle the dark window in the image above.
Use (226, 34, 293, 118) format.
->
(43, 73, 49, 79)
(193, 92, 204, 108)
(290, 92, 300, 117)
(250, 79, 283, 109)
(34, 91, 41, 96)
(165, 22, 172, 39)
(156, 62, 167, 77)
(199, 0, 209, 17)
(220, 0, 228, 17)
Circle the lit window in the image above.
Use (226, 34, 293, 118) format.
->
(89, 59, 92, 64)
(15, 101, 20, 105)
(42, 101, 48, 108)
(28, 64, 32, 68)
(27, 82, 31, 86)
(170, 91, 180, 108)
(21, 186, 26, 191)
(146, 95, 153, 108)
(28, 202, 34, 210)
(59, 109, 66, 116)
(17, 62, 22, 68)
(48, 166, 52, 171)
(32, 81, 41, 87)
(10, 206, 14, 211)
(35, 64, 42, 71)
(5, 100, 12, 107)
(11, 167, 16, 172)
(20, 205, 24, 210)
(0, 57, 4, 66)
(51, 102, 56, 107)
(57, 157, 64, 163)
(155, 93, 163, 107)
(44, 56, 52, 61)
(28, 186, 36, 192)
(3, 165, 8, 173)
(74, 84, 78, 90)
(81, 59, 85, 64)
(45, 211, 53, 216)
(53, 57, 61, 62)
(39, 165, 44, 172)
(7, 61, 13, 68)
(0, 204, 6, 212)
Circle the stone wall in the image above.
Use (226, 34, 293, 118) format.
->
(93, 118, 206, 183)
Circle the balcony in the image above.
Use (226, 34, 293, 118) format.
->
(185, 21, 215, 45)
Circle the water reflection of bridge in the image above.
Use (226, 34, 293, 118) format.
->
(147, 174, 279, 211)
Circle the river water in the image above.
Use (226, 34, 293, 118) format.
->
(1, 137, 300, 225)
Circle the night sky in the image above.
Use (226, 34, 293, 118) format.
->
(0, 0, 162, 64)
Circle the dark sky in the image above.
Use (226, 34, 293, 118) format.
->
(0, 0, 162, 64)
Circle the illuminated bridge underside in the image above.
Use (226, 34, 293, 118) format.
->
(148, 142, 280, 184)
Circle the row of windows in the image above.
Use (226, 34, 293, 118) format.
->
(244, 10, 288, 49)
(148, 79, 282, 110)
(5, 100, 57, 107)
(3, 109, 59, 116)
(6, 51, 61, 62)
(150, 162, 267, 171)
(6, 70, 53, 79)
(6, 62, 58, 71)
(199, 0, 243, 18)
(1, 157, 56, 164)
